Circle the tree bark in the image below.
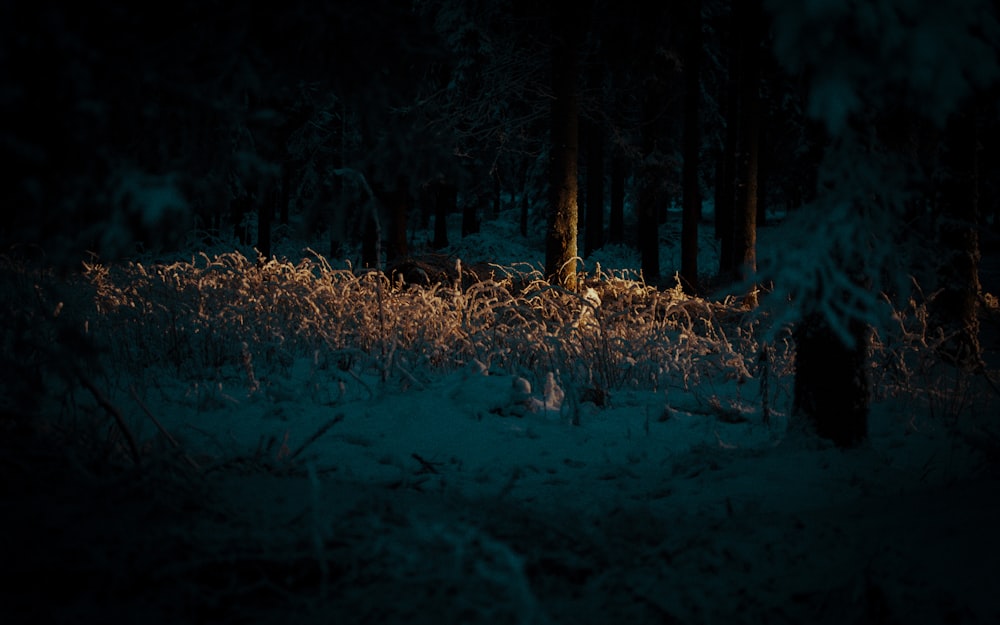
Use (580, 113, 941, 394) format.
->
(931, 108, 983, 369)
(492, 167, 502, 220)
(232, 193, 251, 245)
(361, 212, 379, 269)
(461, 193, 479, 237)
(433, 181, 455, 250)
(637, 162, 660, 284)
(609, 152, 625, 245)
(635, 4, 664, 286)
(519, 157, 531, 238)
(329, 174, 353, 261)
(732, 0, 762, 306)
(794, 313, 869, 447)
(256, 180, 273, 260)
(545, 15, 581, 288)
(680, 0, 702, 295)
(382, 178, 409, 265)
(716, 11, 739, 277)
(756, 106, 769, 228)
(585, 120, 605, 258)
(637, 105, 661, 282)
(279, 160, 291, 226)
(520, 188, 530, 238)
(417, 183, 431, 230)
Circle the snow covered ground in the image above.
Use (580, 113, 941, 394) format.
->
(4, 208, 999, 624)
(150, 352, 998, 624)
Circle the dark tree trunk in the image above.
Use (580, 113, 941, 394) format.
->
(361, 209, 379, 270)
(232, 194, 251, 245)
(461, 195, 479, 237)
(658, 187, 671, 226)
(330, 176, 349, 261)
(717, 13, 738, 276)
(638, 94, 661, 284)
(204, 202, 221, 242)
(713, 147, 725, 235)
(520, 190, 530, 238)
(584, 120, 605, 258)
(279, 160, 291, 226)
(680, 0, 702, 295)
(383, 178, 409, 264)
(756, 106, 769, 228)
(732, 0, 762, 306)
(637, 167, 660, 285)
(609, 152, 625, 245)
(635, 4, 667, 284)
(492, 167, 502, 220)
(931, 108, 983, 369)
(794, 313, 869, 448)
(433, 182, 455, 250)
(519, 157, 531, 238)
(256, 181, 273, 260)
(417, 183, 431, 230)
(545, 15, 581, 288)
(328, 205, 345, 260)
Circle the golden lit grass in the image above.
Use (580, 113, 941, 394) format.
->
(2, 249, 993, 427)
(80, 251, 774, 400)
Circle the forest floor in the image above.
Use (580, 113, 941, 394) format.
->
(2, 217, 999, 625)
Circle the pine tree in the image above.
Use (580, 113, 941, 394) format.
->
(764, 0, 1000, 447)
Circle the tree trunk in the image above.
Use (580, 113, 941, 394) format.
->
(461, 194, 479, 237)
(519, 157, 531, 238)
(361, 209, 379, 270)
(433, 182, 455, 250)
(232, 193, 251, 245)
(492, 167, 501, 220)
(376, 177, 409, 265)
(545, 16, 581, 288)
(680, 0, 702, 295)
(756, 106, 769, 228)
(279, 160, 291, 226)
(635, 4, 665, 285)
(637, 165, 660, 285)
(637, 93, 662, 284)
(794, 313, 869, 447)
(609, 152, 625, 245)
(717, 13, 738, 277)
(585, 120, 605, 258)
(417, 183, 432, 230)
(256, 180, 273, 260)
(994, 195, 999, 234)
(329, 178, 347, 260)
(931, 108, 983, 369)
(732, 0, 762, 307)
(520, 189, 530, 238)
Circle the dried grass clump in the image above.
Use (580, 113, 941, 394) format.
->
(81, 251, 776, 402)
(870, 280, 1000, 422)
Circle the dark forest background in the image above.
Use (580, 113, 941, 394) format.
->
(4, 0, 997, 266)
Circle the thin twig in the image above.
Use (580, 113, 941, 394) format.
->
(288, 413, 345, 461)
(497, 466, 522, 500)
(79, 374, 142, 468)
(410, 452, 442, 475)
(129, 385, 201, 471)
(129, 385, 179, 447)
